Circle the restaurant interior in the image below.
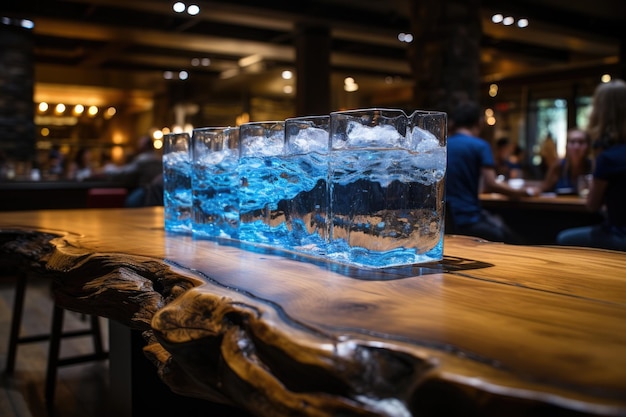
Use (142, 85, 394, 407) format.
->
(1, 2, 626, 417)
(1, 0, 624, 182)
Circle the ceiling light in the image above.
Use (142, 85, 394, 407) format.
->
(88, 106, 98, 116)
(173, 2, 185, 13)
(397, 33, 413, 43)
(55, 103, 66, 113)
(491, 14, 503, 24)
(201, 58, 210, 66)
(179, 70, 189, 80)
(20, 19, 34, 29)
(283, 85, 293, 94)
(105, 107, 117, 119)
(74, 104, 84, 115)
(187, 4, 200, 15)
(163, 71, 174, 80)
(344, 83, 359, 92)
(281, 70, 293, 80)
(344, 77, 358, 92)
(517, 18, 529, 28)
(503, 16, 514, 26)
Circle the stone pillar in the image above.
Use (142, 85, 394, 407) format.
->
(294, 24, 331, 116)
(408, 0, 482, 113)
(0, 21, 35, 166)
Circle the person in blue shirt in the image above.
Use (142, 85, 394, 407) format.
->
(557, 79, 626, 251)
(446, 100, 536, 244)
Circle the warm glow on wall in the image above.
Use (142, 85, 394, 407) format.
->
(236, 112, 250, 126)
(112, 131, 125, 145)
(111, 145, 125, 164)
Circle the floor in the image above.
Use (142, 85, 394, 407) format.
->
(0, 273, 255, 417)
(0, 274, 112, 417)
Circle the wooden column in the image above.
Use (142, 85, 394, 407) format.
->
(295, 25, 331, 116)
(0, 21, 36, 165)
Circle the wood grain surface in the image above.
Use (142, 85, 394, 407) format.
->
(1, 207, 625, 416)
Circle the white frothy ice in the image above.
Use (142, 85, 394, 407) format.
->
(286, 126, 328, 154)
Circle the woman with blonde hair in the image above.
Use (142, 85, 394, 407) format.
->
(557, 79, 626, 251)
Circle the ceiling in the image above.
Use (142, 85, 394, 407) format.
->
(2, 0, 624, 110)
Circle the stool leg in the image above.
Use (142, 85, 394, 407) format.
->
(90, 315, 106, 357)
(45, 304, 64, 406)
(5, 273, 28, 374)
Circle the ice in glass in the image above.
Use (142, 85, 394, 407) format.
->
(163, 132, 192, 233)
(237, 121, 287, 245)
(327, 108, 447, 268)
(283, 115, 330, 254)
(191, 126, 240, 239)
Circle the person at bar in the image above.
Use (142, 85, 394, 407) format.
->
(493, 137, 523, 180)
(445, 100, 537, 244)
(539, 131, 559, 177)
(556, 79, 626, 251)
(540, 127, 593, 195)
(65, 146, 95, 181)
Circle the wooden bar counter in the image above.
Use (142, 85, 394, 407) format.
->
(1, 207, 625, 416)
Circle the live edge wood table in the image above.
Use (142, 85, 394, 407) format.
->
(1, 207, 625, 417)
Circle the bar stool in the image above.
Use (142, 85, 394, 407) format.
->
(4, 271, 109, 407)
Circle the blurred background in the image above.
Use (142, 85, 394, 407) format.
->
(1, 0, 624, 178)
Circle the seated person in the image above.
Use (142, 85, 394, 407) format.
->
(557, 79, 626, 251)
(541, 128, 592, 194)
(493, 137, 523, 180)
(446, 100, 537, 244)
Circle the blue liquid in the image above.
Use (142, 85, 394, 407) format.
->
(163, 151, 192, 233)
(192, 152, 239, 239)
(328, 148, 445, 268)
(281, 151, 328, 254)
(237, 155, 289, 245)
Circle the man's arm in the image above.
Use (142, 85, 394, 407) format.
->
(481, 167, 535, 198)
